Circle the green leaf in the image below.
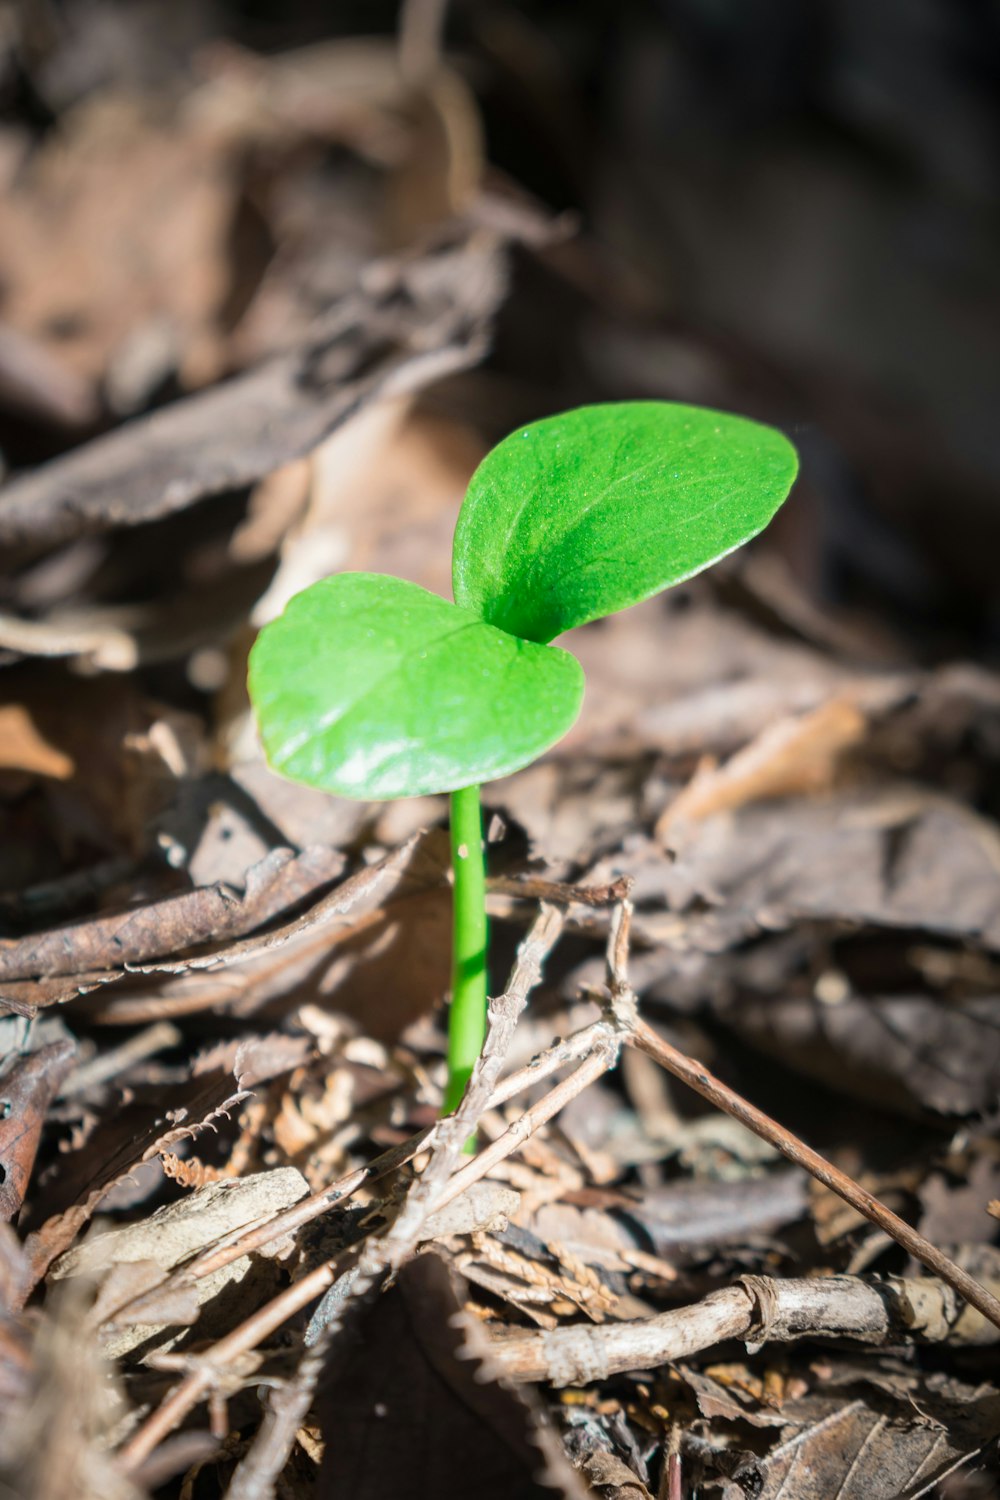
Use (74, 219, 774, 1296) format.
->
(248, 573, 584, 800)
(452, 401, 798, 643)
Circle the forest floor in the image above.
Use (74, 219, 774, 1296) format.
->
(1, 8, 999, 1499)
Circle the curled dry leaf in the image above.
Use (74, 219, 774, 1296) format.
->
(0, 845, 345, 983)
(574, 1451, 653, 1500)
(0, 1040, 76, 1221)
(0, 230, 506, 556)
(4, 830, 439, 1021)
(79, 829, 452, 1035)
(20, 1067, 252, 1286)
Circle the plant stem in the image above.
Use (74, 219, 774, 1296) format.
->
(444, 783, 488, 1115)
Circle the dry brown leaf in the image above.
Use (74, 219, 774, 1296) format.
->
(0, 93, 237, 394)
(566, 593, 913, 762)
(575, 1450, 654, 1499)
(724, 990, 1000, 1117)
(0, 1040, 77, 1221)
(0, 229, 505, 555)
(656, 699, 866, 836)
(21, 1066, 252, 1285)
(0, 971, 121, 1020)
(0, 672, 201, 862)
(79, 829, 451, 1031)
(525, 1173, 808, 1290)
(677, 1362, 788, 1428)
(663, 786, 1000, 952)
(243, 401, 485, 663)
(0, 704, 75, 780)
(751, 1378, 1000, 1500)
(919, 1155, 1000, 1245)
(0, 844, 344, 982)
(4, 834, 433, 1019)
(314, 1252, 589, 1500)
(51, 1167, 309, 1360)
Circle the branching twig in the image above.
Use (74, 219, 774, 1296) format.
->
(222, 1336, 328, 1500)
(438, 1046, 615, 1211)
(120, 876, 1000, 1487)
(106, 992, 609, 1334)
(487, 1019, 612, 1109)
(119, 905, 565, 1476)
(605, 899, 1000, 1336)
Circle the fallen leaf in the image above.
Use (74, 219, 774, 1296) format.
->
(531, 1170, 808, 1265)
(575, 1450, 654, 1499)
(0, 1040, 77, 1220)
(21, 1066, 251, 1284)
(753, 1378, 1000, 1500)
(677, 1363, 787, 1428)
(919, 1155, 1000, 1245)
(656, 699, 866, 836)
(663, 787, 1000, 952)
(725, 990, 1000, 1117)
(0, 704, 75, 780)
(51, 1167, 309, 1359)
(567, 593, 913, 762)
(0, 972, 120, 1020)
(0, 93, 238, 396)
(0, 845, 344, 981)
(0, 230, 505, 556)
(315, 1252, 588, 1499)
(77, 829, 450, 1031)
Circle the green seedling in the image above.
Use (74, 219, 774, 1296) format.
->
(248, 402, 798, 1116)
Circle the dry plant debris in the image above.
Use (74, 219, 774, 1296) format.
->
(0, 7, 999, 1499)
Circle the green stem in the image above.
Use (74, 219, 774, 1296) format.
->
(444, 783, 488, 1116)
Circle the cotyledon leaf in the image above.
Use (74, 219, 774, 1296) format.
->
(248, 573, 584, 800)
(452, 401, 799, 643)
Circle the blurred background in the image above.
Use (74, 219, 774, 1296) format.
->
(2, 0, 999, 657)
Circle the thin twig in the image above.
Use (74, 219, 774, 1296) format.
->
(398, 0, 449, 83)
(488, 1019, 613, 1108)
(630, 1016, 1000, 1334)
(438, 1047, 615, 1213)
(489, 873, 633, 910)
(606, 899, 1000, 1336)
(486, 1271, 1000, 1385)
(106, 1007, 610, 1333)
(222, 1336, 328, 1500)
(119, 1256, 343, 1470)
(119, 905, 565, 1475)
